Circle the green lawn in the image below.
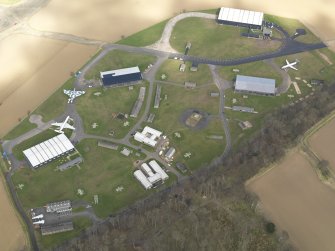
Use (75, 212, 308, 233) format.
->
(85, 50, 156, 80)
(33, 78, 74, 123)
(76, 82, 148, 139)
(170, 17, 281, 60)
(274, 51, 335, 85)
(117, 19, 169, 47)
(264, 14, 321, 43)
(156, 59, 213, 85)
(144, 83, 225, 170)
(218, 60, 282, 86)
(38, 217, 92, 250)
(4, 117, 37, 140)
(12, 139, 177, 218)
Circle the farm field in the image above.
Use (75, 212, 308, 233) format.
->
(170, 17, 281, 59)
(0, 34, 97, 137)
(309, 117, 335, 173)
(0, 164, 28, 251)
(247, 150, 335, 251)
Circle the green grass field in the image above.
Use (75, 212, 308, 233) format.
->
(264, 14, 320, 43)
(144, 83, 225, 170)
(76, 82, 148, 139)
(219, 60, 282, 86)
(12, 138, 177, 218)
(85, 50, 156, 80)
(4, 117, 37, 140)
(156, 59, 213, 85)
(117, 19, 169, 47)
(170, 17, 281, 60)
(38, 217, 92, 250)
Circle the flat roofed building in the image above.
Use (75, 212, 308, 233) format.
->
(218, 7, 264, 29)
(134, 126, 162, 147)
(46, 200, 71, 213)
(165, 147, 176, 161)
(149, 160, 169, 181)
(41, 222, 74, 236)
(100, 66, 142, 86)
(23, 134, 75, 168)
(235, 75, 276, 95)
(134, 170, 152, 190)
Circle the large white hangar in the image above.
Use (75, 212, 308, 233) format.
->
(100, 66, 142, 86)
(23, 134, 75, 168)
(218, 7, 264, 29)
(235, 75, 276, 96)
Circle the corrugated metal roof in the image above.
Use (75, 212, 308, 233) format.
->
(100, 66, 140, 78)
(235, 75, 276, 94)
(218, 7, 264, 26)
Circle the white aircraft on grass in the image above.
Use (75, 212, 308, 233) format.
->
(281, 59, 299, 71)
(64, 88, 85, 103)
(52, 116, 75, 134)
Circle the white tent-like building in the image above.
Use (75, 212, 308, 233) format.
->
(149, 160, 169, 181)
(134, 170, 153, 190)
(23, 134, 75, 168)
(134, 126, 162, 147)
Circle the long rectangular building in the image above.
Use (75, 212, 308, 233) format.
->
(235, 75, 276, 95)
(218, 7, 264, 29)
(100, 66, 142, 86)
(23, 134, 75, 168)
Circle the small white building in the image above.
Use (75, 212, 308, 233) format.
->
(134, 170, 152, 190)
(134, 126, 162, 147)
(149, 160, 169, 181)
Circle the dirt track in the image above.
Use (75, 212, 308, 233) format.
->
(247, 151, 335, 251)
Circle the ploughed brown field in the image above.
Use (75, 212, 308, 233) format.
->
(0, 34, 97, 136)
(247, 151, 335, 251)
(309, 118, 335, 173)
(0, 174, 27, 251)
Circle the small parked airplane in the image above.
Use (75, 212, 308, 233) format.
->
(64, 88, 85, 103)
(32, 220, 45, 225)
(281, 59, 299, 71)
(52, 116, 75, 134)
(31, 214, 44, 220)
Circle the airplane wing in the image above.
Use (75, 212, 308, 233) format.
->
(64, 90, 71, 96)
(286, 59, 289, 64)
(51, 122, 62, 127)
(290, 65, 298, 71)
(63, 123, 75, 130)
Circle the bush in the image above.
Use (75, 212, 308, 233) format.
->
(266, 222, 276, 234)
